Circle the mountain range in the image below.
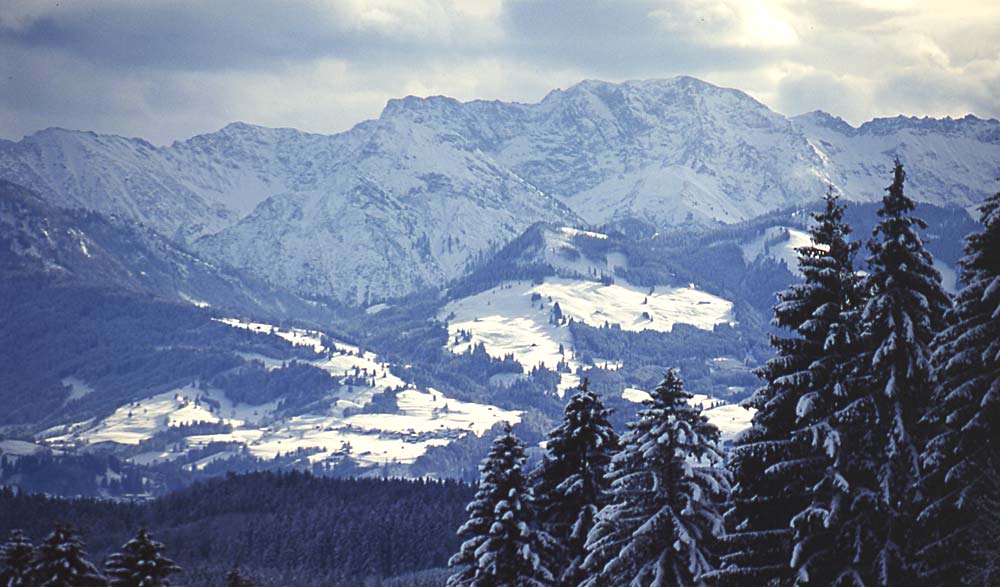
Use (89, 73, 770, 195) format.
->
(1, 76, 997, 304)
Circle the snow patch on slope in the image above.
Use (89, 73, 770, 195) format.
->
(741, 226, 814, 275)
(442, 277, 733, 372)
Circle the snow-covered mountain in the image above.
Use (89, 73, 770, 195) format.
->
(191, 117, 577, 304)
(0, 180, 334, 321)
(1, 76, 997, 302)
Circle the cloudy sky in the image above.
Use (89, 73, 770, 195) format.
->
(2, 0, 998, 144)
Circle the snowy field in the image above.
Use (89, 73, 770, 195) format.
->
(540, 227, 623, 278)
(41, 318, 521, 469)
(441, 277, 734, 375)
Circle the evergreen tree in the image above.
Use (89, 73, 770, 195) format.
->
(533, 378, 618, 587)
(29, 525, 106, 587)
(583, 370, 729, 587)
(713, 191, 861, 587)
(783, 193, 865, 586)
(223, 565, 255, 587)
(448, 424, 554, 587)
(0, 530, 35, 587)
(834, 160, 951, 586)
(920, 189, 1000, 585)
(104, 528, 181, 587)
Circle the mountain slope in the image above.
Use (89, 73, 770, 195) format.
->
(0, 180, 335, 321)
(1, 77, 997, 303)
(192, 116, 578, 303)
(794, 110, 999, 210)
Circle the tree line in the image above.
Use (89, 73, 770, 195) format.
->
(447, 160, 999, 587)
(0, 474, 472, 587)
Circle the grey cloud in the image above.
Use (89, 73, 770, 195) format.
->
(775, 71, 871, 122)
(0, 0, 483, 72)
(1, 0, 998, 144)
(500, 0, 775, 76)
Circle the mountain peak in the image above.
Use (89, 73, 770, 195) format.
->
(380, 94, 465, 119)
(793, 110, 857, 135)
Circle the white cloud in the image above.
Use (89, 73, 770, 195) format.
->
(1, 0, 997, 142)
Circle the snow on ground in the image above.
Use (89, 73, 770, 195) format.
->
(46, 385, 266, 447)
(179, 292, 211, 308)
(705, 403, 755, 440)
(62, 377, 94, 401)
(621, 388, 753, 441)
(42, 318, 521, 470)
(0, 439, 50, 457)
(441, 277, 734, 374)
(214, 317, 328, 353)
(184, 387, 520, 467)
(541, 227, 620, 277)
(741, 226, 814, 275)
(348, 388, 520, 436)
(622, 388, 652, 403)
(557, 373, 582, 396)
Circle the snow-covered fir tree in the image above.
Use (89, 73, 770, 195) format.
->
(835, 160, 951, 586)
(583, 370, 729, 587)
(783, 193, 865, 586)
(0, 529, 35, 587)
(104, 528, 181, 587)
(448, 423, 554, 587)
(29, 525, 106, 587)
(920, 189, 1000, 586)
(533, 378, 618, 587)
(713, 191, 861, 587)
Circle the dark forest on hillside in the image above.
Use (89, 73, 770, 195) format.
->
(0, 472, 472, 587)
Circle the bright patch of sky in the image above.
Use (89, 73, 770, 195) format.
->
(2, 0, 998, 144)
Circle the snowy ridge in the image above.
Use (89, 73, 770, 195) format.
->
(2, 77, 995, 303)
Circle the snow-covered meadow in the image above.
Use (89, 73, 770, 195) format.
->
(40, 318, 521, 469)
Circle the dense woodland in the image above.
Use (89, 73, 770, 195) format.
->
(0, 473, 471, 587)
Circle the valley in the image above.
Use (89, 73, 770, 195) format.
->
(0, 76, 985, 496)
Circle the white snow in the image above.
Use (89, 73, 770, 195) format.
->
(702, 403, 755, 440)
(0, 439, 49, 457)
(42, 317, 522, 470)
(441, 277, 733, 373)
(47, 385, 258, 446)
(741, 226, 814, 275)
(62, 377, 94, 401)
(538, 226, 622, 278)
(179, 292, 211, 308)
(622, 388, 652, 403)
(621, 388, 753, 441)
(214, 317, 328, 353)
